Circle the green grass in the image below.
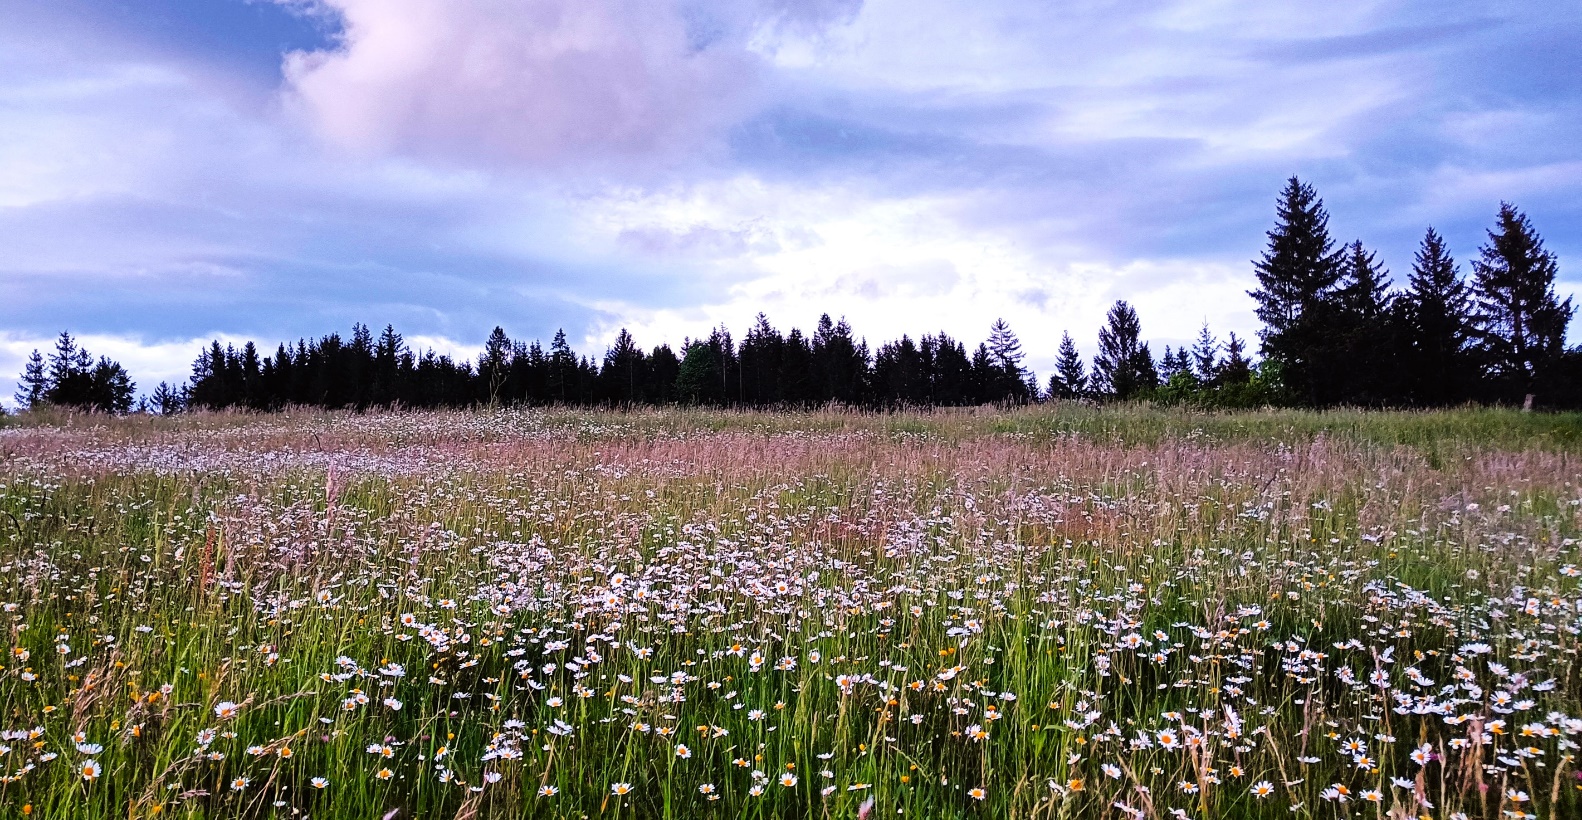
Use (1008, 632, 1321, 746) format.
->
(0, 406, 1578, 819)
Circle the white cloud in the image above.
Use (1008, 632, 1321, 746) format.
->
(566, 175, 1258, 373)
(280, 0, 860, 169)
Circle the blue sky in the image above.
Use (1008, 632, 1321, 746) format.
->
(3, 0, 1580, 400)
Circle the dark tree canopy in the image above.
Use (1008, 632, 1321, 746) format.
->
(13, 332, 135, 414)
(1400, 228, 1477, 406)
(1249, 177, 1347, 405)
(1091, 301, 1158, 400)
(1472, 202, 1575, 401)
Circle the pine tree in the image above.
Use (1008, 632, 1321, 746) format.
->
(1249, 177, 1344, 404)
(1091, 301, 1156, 400)
(14, 349, 46, 410)
(548, 329, 576, 403)
(1050, 332, 1088, 400)
(601, 329, 646, 405)
(812, 315, 867, 404)
(89, 357, 135, 414)
(1051, 332, 1087, 399)
(1334, 240, 1398, 404)
(1472, 203, 1574, 402)
(46, 332, 79, 393)
(373, 325, 407, 407)
(647, 344, 681, 404)
(481, 326, 512, 406)
(1401, 228, 1476, 405)
(986, 319, 1024, 370)
(1159, 346, 1184, 381)
(19, 332, 135, 413)
(779, 328, 816, 405)
(150, 381, 184, 415)
(739, 314, 785, 405)
(1219, 333, 1252, 385)
(985, 319, 1031, 403)
(1190, 324, 1219, 386)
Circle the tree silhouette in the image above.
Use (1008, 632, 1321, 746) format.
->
(1472, 203, 1574, 403)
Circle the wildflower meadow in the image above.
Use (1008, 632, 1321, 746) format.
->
(1, 404, 1580, 819)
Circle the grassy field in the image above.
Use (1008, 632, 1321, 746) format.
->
(0, 404, 1579, 819)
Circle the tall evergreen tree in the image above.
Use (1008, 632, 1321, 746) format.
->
(1249, 177, 1345, 404)
(149, 381, 184, 415)
(1471, 203, 1574, 403)
(1091, 301, 1157, 400)
(812, 315, 867, 405)
(16, 332, 135, 413)
(1219, 333, 1252, 386)
(739, 314, 785, 405)
(372, 324, 407, 407)
(480, 326, 512, 406)
(547, 329, 577, 403)
(1159, 346, 1192, 382)
(601, 329, 647, 405)
(874, 335, 925, 406)
(779, 329, 816, 405)
(1334, 240, 1398, 404)
(646, 344, 681, 404)
(1400, 228, 1477, 405)
(1050, 332, 1087, 399)
(985, 319, 1033, 403)
(14, 349, 46, 410)
(1190, 324, 1219, 386)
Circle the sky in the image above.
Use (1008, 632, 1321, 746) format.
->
(3, 0, 1580, 402)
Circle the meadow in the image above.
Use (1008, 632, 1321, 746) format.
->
(0, 404, 1580, 819)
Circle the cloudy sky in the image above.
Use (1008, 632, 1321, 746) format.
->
(3, 0, 1579, 401)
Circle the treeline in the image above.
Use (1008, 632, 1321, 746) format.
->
(1247, 179, 1576, 408)
(11, 177, 1582, 413)
(149, 315, 1040, 412)
(13, 334, 137, 414)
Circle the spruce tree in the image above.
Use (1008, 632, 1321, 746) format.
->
(1091, 301, 1156, 400)
(1052, 332, 1086, 399)
(1220, 333, 1252, 385)
(19, 332, 135, 413)
(986, 319, 1031, 402)
(1335, 240, 1397, 404)
(150, 381, 184, 415)
(601, 329, 646, 405)
(14, 349, 46, 410)
(1190, 324, 1218, 386)
(548, 329, 576, 403)
(1401, 228, 1476, 405)
(481, 326, 512, 406)
(1472, 203, 1574, 402)
(1249, 177, 1344, 404)
(812, 315, 867, 404)
(88, 357, 136, 414)
(739, 314, 784, 405)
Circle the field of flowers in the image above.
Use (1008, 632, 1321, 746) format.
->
(1, 405, 1580, 819)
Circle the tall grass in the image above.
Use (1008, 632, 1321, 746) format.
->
(0, 406, 1577, 818)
